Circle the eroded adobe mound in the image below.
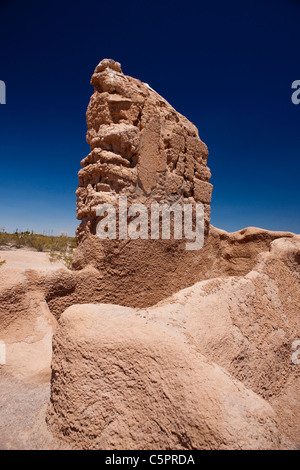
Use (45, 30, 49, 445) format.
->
(46, 304, 280, 450)
(1, 226, 297, 385)
(46, 235, 300, 449)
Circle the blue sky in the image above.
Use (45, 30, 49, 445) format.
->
(0, 0, 299, 236)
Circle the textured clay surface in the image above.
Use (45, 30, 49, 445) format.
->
(47, 236, 300, 450)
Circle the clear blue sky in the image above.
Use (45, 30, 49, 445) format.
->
(0, 0, 299, 236)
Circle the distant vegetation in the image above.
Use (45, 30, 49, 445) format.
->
(0, 231, 76, 269)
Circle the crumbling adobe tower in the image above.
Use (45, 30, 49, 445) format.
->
(72, 59, 213, 306)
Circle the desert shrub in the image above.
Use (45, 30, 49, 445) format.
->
(0, 230, 76, 269)
(0, 231, 76, 254)
(0, 232, 9, 247)
(0, 258, 6, 267)
(49, 247, 74, 270)
(26, 235, 51, 252)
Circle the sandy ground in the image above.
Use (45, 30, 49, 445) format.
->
(0, 371, 70, 450)
(0, 249, 69, 450)
(0, 247, 65, 272)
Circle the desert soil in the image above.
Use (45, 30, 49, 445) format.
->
(0, 247, 65, 272)
(0, 249, 69, 450)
